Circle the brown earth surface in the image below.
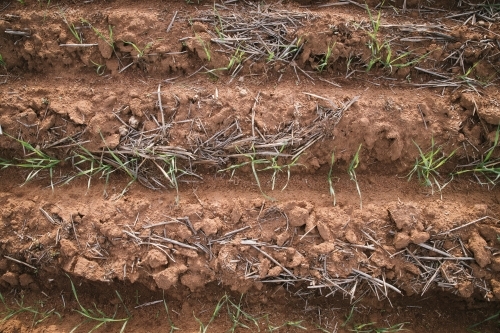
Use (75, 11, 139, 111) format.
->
(1, 0, 500, 332)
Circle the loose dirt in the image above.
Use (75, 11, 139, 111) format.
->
(0, 0, 499, 332)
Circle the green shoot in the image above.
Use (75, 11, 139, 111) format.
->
(67, 275, 130, 333)
(351, 322, 408, 332)
(65, 143, 115, 191)
(0, 292, 61, 327)
(90, 60, 106, 75)
(60, 12, 82, 43)
(195, 34, 211, 62)
(328, 151, 336, 206)
(227, 48, 245, 71)
(152, 154, 182, 205)
(163, 291, 180, 333)
(3, 134, 61, 189)
(82, 20, 115, 49)
(219, 146, 273, 200)
(456, 126, 500, 185)
(267, 51, 275, 62)
(468, 310, 500, 332)
(268, 319, 307, 332)
(124, 41, 152, 58)
(260, 144, 301, 191)
(316, 43, 335, 72)
(226, 294, 259, 333)
(342, 303, 356, 328)
(0, 54, 5, 67)
(408, 138, 456, 194)
(348, 144, 362, 209)
(194, 295, 226, 333)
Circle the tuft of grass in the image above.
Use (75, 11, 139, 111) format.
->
(350, 322, 408, 332)
(260, 144, 301, 191)
(0, 292, 61, 327)
(68, 275, 130, 333)
(124, 41, 152, 58)
(82, 20, 115, 50)
(362, 3, 427, 72)
(3, 134, 61, 189)
(65, 143, 115, 191)
(316, 43, 335, 72)
(60, 12, 82, 43)
(348, 144, 363, 209)
(408, 138, 456, 194)
(456, 126, 500, 185)
(219, 146, 273, 200)
(327, 151, 336, 206)
(226, 294, 259, 333)
(194, 295, 226, 333)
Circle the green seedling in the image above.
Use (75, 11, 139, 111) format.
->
(0, 292, 60, 327)
(153, 154, 182, 205)
(194, 295, 226, 333)
(124, 41, 152, 58)
(3, 134, 61, 189)
(260, 144, 301, 191)
(90, 60, 106, 75)
(327, 151, 336, 205)
(195, 34, 211, 62)
(99, 132, 138, 197)
(348, 144, 363, 209)
(351, 322, 408, 332)
(226, 294, 259, 333)
(0, 54, 5, 67)
(408, 138, 456, 194)
(60, 12, 82, 43)
(65, 143, 115, 191)
(81, 20, 115, 49)
(456, 126, 500, 185)
(266, 51, 275, 62)
(219, 146, 273, 200)
(163, 291, 180, 333)
(268, 320, 307, 332)
(361, 3, 426, 72)
(468, 310, 499, 332)
(316, 43, 335, 72)
(68, 275, 130, 333)
(227, 48, 245, 71)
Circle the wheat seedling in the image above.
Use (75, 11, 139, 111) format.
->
(316, 43, 335, 72)
(260, 144, 301, 191)
(60, 12, 82, 43)
(328, 151, 336, 206)
(348, 144, 363, 209)
(3, 134, 61, 189)
(124, 41, 152, 58)
(220, 146, 273, 200)
(68, 276, 130, 333)
(351, 322, 408, 333)
(162, 291, 180, 333)
(195, 34, 211, 61)
(407, 138, 456, 195)
(194, 295, 226, 333)
(226, 294, 259, 333)
(455, 126, 500, 185)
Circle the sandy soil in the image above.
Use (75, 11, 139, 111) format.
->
(0, 0, 499, 332)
